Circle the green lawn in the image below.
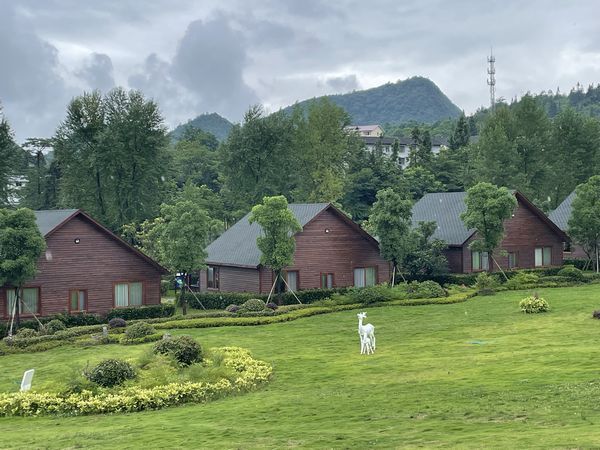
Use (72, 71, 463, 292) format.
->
(2, 285, 600, 448)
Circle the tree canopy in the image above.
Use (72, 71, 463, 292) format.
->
(461, 183, 517, 271)
(249, 196, 302, 293)
(568, 176, 600, 272)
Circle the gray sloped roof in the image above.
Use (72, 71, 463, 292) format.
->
(34, 209, 79, 236)
(411, 192, 474, 245)
(206, 203, 330, 267)
(548, 191, 575, 231)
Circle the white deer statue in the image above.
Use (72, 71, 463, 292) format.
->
(357, 312, 376, 355)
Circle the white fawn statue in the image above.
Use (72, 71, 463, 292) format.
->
(357, 312, 376, 355)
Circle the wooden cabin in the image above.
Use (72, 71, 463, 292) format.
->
(199, 203, 390, 293)
(411, 191, 568, 273)
(1, 209, 167, 319)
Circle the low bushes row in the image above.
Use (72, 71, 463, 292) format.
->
(106, 304, 175, 321)
(184, 287, 350, 310)
(152, 291, 475, 330)
(0, 347, 271, 416)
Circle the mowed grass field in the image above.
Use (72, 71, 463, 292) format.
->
(2, 285, 600, 448)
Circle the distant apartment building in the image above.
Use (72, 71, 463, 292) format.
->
(362, 136, 447, 169)
(344, 124, 384, 137)
(346, 124, 447, 169)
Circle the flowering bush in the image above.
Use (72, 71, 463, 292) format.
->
(519, 294, 549, 313)
(15, 328, 37, 338)
(0, 347, 271, 416)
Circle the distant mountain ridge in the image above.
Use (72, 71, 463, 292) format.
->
(284, 76, 462, 125)
(171, 113, 233, 142)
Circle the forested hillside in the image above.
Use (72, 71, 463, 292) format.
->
(285, 76, 461, 125)
(171, 113, 233, 142)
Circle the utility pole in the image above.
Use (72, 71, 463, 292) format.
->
(487, 48, 496, 110)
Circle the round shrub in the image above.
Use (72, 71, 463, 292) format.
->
(108, 317, 127, 328)
(411, 280, 446, 298)
(225, 304, 240, 313)
(153, 335, 202, 366)
(241, 298, 266, 312)
(506, 272, 539, 288)
(44, 319, 66, 335)
(85, 359, 136, 387)
(593, 310, 600, 320)
(519, 294, 549, 313)
(124, 322, 155, 340)
(15, 327, 37, 338)
(265, 302, 278, 310)
(474, 272, 499, 295)
(557, 265, 584, 282)
(350, 285, 392, 305)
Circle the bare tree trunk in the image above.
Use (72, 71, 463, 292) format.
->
(14, 287, 20, 330)
(391, 263, 396, 287)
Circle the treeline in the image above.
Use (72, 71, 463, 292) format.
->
(1, 89, 599, 243)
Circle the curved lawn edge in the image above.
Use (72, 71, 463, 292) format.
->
(0, 347, 272, 417)
(152, 291, 477, 330)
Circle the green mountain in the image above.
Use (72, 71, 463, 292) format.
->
(171, 113, 233, 142)
(285, 76, 462, 125)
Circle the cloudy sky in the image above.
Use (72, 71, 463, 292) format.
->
(1, 0, 600, 141)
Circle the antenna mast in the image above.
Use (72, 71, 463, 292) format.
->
(487, 48, 496, 109)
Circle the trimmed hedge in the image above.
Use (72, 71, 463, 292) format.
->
(106, 304, 175, 321)
(185, 288, 350, 310)
(0, 347, 271, 416)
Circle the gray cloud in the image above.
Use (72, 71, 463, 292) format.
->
(170, 15, 258, 120)
(77, 53, 115, 92)
(2, 0, 600, 140)
(0, 4, 71, 140)
(326, 75, 360, 93)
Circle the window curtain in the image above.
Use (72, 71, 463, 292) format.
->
(365, 267, 376, 286)
(543, 247, 551, 265)
(481, 252, 489, 271)
(129, 282, 143, 306)
(535, 248, 543, 267)
(7, 289, 17, 315)
(115, 283, 129, 307)
(287, 272, 298, 291)
(354, 268, 365, 287)
(472, 251, 480, 270)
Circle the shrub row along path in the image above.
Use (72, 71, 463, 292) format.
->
(2, 285, 600, 448)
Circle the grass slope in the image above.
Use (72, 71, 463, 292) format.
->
(2, 285, 600, 448)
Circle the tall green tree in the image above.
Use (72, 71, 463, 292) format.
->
(402, 222, 448, 278)
(152, 200, 211, 314)
(249, 196, 302, 300)
(368, 188, 413, 285)
(0, 108, 24, 207)
(0, 208, 46, 330)
(170, 126, 220, 192)
(449, 113, 470, 150)
(20, 138, 55, 210)
(408, 127, 433, 169)
(460, 182, 517, 277)
(548, 108, 600, 209)
(401, 166, 444, 200)
(291, 98, 359, 203)
(54, 89, 169, 230)
(568, 176, 600, 272)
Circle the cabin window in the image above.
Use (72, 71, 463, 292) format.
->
(69, 290, 87, 312)
(535, 247, 552, 267)
(354, 267, 376, 287)
(471, 251, 489, 271)
(207, 266, 220, 289)
(6, 288, 40, 315)
(286, 271, 299, 292)
(321, 273, 334, 289)
(508, 252, 518, 269)
(114, 282, 143, 307)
